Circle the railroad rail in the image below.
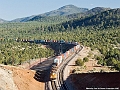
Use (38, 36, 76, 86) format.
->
(51, 81, 57, 90)
(50, 46, 83, 90)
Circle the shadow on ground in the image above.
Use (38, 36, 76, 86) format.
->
(33, 69, 50, 82)
(30, 56, 55, 82)
(65, 72, 120, 90)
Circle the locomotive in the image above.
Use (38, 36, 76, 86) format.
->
(50, 43, 80, 80)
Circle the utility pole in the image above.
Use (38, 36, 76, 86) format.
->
(40, 56, 41, 63)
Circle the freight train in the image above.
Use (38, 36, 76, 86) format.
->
(50, 43, 80, 81)
(16, 39, 80, 80)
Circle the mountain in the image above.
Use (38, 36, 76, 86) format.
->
(11, 5, 88, 22)
(85, 7, 111, 15)
(40, 4, 88, 16)
(10, 5, 111, 23)
(66, 7, 111, 20)
(11, 15, 35, 22)
(61, 8, 120, 29)
(28, 7, 110, 23)
(0, 18, 7, 23)
(28, 15, 69, 24)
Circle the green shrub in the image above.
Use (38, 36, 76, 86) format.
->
(75, 58, 84, 66)
(83, 57, 89, 62)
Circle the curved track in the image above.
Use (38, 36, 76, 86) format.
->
(50, 46, 83, 90)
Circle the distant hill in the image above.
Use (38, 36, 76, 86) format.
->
(66, 7, 111, 19)
(0, 18, 7, 23)
(40, 4, 88, 16)
(28, 7, 110, 23)
(11, 15, 35, 22)
(11, 5, 88, 22)
(85, 7, 111, 15)
(28, 16, 69, 24)
(61, 8, 120, 29)
(10, 5, 112, 23)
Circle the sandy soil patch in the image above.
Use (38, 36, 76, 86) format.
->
(70, 47, 117, 74)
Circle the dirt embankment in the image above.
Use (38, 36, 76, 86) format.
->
(0, 64, 44, 90)
(67, 46, 119, 90)
(70, 72, 120, 90)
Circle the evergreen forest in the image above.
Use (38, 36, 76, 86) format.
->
(0, 7, 120, 70)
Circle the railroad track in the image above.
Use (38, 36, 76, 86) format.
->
(50, 46, 83, 90)
(51, 81, 58, 90)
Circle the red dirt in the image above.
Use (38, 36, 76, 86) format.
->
(0, 65, 44, 90)
(0, 58, 47, 90)
(18, 58, 47, 69)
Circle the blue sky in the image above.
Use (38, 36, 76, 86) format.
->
(0, 0, 120, 20)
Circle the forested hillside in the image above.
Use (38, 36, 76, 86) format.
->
(0, 6, 120, 70)
(28, 16, 69, 24)
(11, 15, 35, 22)
(62, 8, 120, 29)
(10, 6, 109, 23)
(85, 7, 110, 15)
(0, 40, 54, 65)
(28, 7, 110, 23)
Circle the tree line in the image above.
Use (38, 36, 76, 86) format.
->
(0, 8, 120, 70)
(0, 40, 54, 65)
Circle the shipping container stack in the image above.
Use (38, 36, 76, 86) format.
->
(53, 41, 80, 67)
